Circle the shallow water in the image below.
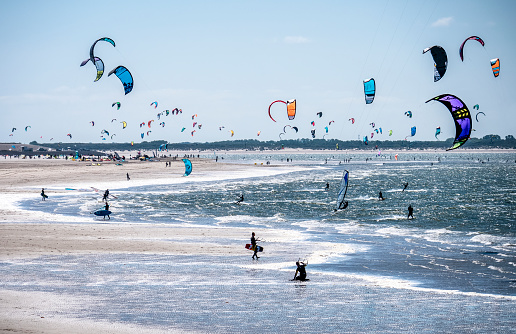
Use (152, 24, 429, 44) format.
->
(4, 151, 516, 332)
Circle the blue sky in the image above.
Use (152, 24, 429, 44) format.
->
(1, 0, 515, 144)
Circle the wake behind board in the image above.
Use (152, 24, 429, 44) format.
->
(245, 244, 263, 252)
(94, 210, 111, 217)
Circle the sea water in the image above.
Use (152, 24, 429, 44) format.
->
(4, 151, 516, 333)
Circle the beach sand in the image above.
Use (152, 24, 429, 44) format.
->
(1, 154, 514, 333)
(0, 156, 280, 333)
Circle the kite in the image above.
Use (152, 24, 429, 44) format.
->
(405, 111, 412, 118)
(311, 121, 315, 126)
(150, 101, 158, 109)
(181, 127, 186, 132)
(67, 133, 72, 139)
(172, 108, 182, 115)
(108, 66, 133, 95)
(191, 130, 196, 136)
(473, 104, 479, 110)
(325, 126, 329, 133)
(370, 122, 375, 128)
(426, 94, 472, 150)
(268, 99, 296, 122)
(379, 128, 382, 134)
(192, 114, 197, 120)
(311, 129, 316, 138)
(389, 130, 393, 136)
(230, 130, 234, 137)
(80, 57, 104, 82)
(112, 102, 121, 110)
(349, 118, 355, 124)
(148, 120, 154, 128)
(141, 133, 144, 139)
(363, 136, 368, 145)
(146, 131, 151, 136)
(160, 122, 165, 127)
(435, 127, 441, 139)
(371, 132, 374, 139)
(219, 126, 225, 130)
(316, 112, 323, 118)
(111, 119, 117, 122)
(90, 121, 95, 126)
(101, 129, 110, 136)
(490, 58, 500, 77)
(198, 124, 202, 129)
(363, 78, 375, 104)
(475, 111, 486, 122)
(89, 37, 115, 65)
(182, 159, 192, 176)
(257, 131, 261, 136)
(328, 121, 334, 126)
(24, 126, 31, 131)
(423, 45, 448, 82)
(140, 122, 145, 128)
(283, 125, 299, 133)
(11, 128, 16, 132)
(121, 121, 127, 129)
(111, 134, 116, 139)
(459, 36, 485, 61)
(193, 122, 197, 128)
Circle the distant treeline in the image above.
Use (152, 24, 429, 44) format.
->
(31, 135, 516, 152)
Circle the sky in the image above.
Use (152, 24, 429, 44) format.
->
(1, 0, 515, 145)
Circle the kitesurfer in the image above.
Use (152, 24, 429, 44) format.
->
(104, 202, 110, 220)
(402, 182, 408, 192)
(325, 182, 330, 191)
(236, 194, 244, 204)
(408, 205, 414, 219)
(41, 188, 47, 201)
(378, 191, 385, 200)
(293, 260, 308, 281)
(103, 189, 109, 201)
(251, 232, 260, 259)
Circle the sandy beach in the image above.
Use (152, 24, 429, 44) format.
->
(0, 156, 278, 333)
(1, 152, 515, 333)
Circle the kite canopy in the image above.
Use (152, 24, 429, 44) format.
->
(363, 78, 375, 104)
(475, 111, 486, 122)
(426, 94, 472, 150)
(435, 127, 441, 139)
(80, 57, 104, 82)
(108, 66, 133, 95)
(268, 99, 296, 122)
(459, 36, 485, 61)
(405, 111, 413, 118)
(423, 46, 448, 82)
(182, 159, 192, 176)
(112, 102, 121, 110)
(90, 37, 115, 65)
(490, 58, 500, 77)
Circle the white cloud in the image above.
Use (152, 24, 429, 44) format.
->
(284, 36, 310, 44)
(431, 17, 453, 27)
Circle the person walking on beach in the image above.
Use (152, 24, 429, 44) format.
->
(251, 232, 260, 259)
(103, 189, 109, 201)
(408, 204, 414, 219)
(104, 202, 110, 220)
(40, 188, 48, 201)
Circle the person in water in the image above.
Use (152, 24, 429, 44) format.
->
(408, 204, 414, 219)
(325, 182, 330, 191)
(40, 188, 47, 201)
(251, 232, 260, 259)
(236, 194, 244, 204)
(402, 182, 409, 192)
(103, 189, 109, 201)
(378, 191, 385, 200)
(104, 202, 110, 219)
(293, 260, 308, 281)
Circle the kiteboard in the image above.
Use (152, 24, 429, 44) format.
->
(93, 210, 111, 217)
(245, 244, 263, 252)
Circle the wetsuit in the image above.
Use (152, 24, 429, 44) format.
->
(294, 262, 307, 281)
(251, 234, 259, 259)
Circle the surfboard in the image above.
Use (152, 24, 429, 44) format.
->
(245, 244, 263, 252)
(94, 210, 111, 217)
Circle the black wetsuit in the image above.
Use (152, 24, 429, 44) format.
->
(408, 205, 414, 219)
(294, 262, 307, 281)
(251, 235, 259, 259)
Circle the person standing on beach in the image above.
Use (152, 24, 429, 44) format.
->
(408, 205, 414, 219)
(40, 188, 47, 201)
(103, 189, 109, 201)
(251, 232, 260, 259)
